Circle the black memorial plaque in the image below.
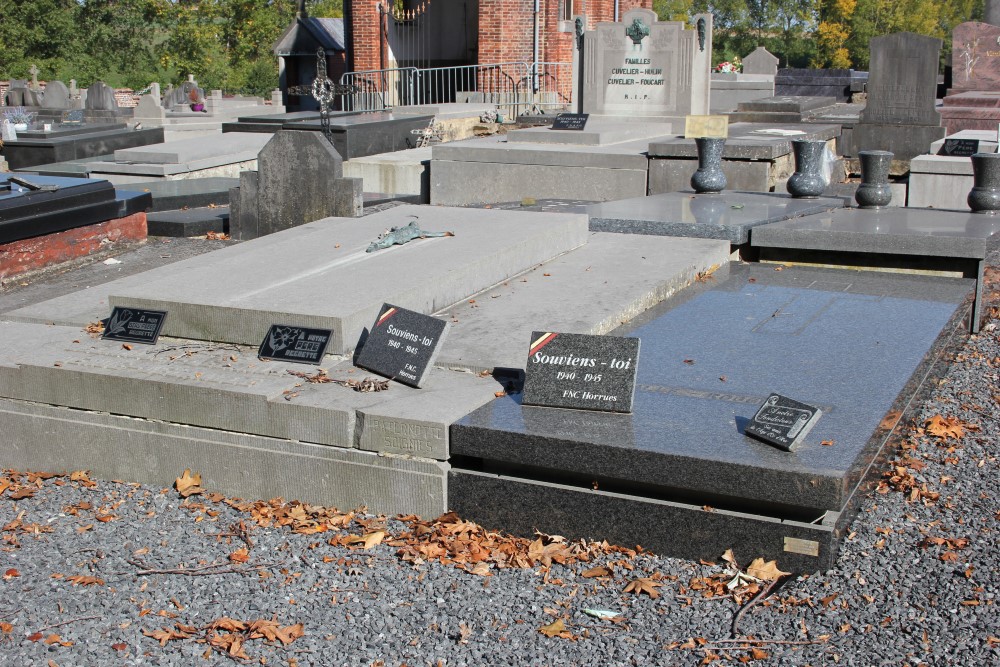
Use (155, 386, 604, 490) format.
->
(258, 325, 333, 365)
(551, 113, 589, 131)
(355, 304, 448, 388)
(521, 331, 639, 413)
(101, 307, 167, 345)
(938, 138, 980, 156)
(745, 393, 822, 451)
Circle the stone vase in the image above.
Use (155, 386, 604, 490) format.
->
(786, 140, 829, 198)
(967, 153, 1000, 214)
(691, 137, 727, 194)
(855, 150, 893, 209)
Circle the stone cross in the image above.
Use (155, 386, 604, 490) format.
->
(28, 64, 40, 91)
(287, 48, 357, 145)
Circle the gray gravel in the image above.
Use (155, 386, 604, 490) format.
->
(0, 243, 997, 666)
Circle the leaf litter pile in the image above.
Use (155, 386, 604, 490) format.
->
(1, 279, 999, 665)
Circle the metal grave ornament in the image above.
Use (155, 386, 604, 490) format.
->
(101, 307, 167, 345)
(366, 220, 455, 253)
(287, 47, 357, 145)
(626, 18, 650, 46)
(258, 324, 332, 364)
(745, 393, 823, 451)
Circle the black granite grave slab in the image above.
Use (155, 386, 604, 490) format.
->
(775, 69, 868, 102)
(145, 207, 228, 237)
(0, 174, 120, 243)
(587, 192, 844, 246)
(278, 113, 436, 159)
(121, 178, 238, 212)
(1, 127, 165, 170)
(449, 264, 972, 570)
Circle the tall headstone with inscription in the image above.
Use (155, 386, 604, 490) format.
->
(582, 8, 712, 120)
(940, 22, 1000, 133)
(850, 32, 944, 160)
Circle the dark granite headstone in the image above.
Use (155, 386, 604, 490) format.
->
(355, 304, 448, 388)
(258, 325, 332, 364)
(522, 332, 640, 413)
(101, 307, 167, 345)
(745, 393, 822, 451)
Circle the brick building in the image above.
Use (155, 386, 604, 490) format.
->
(343, 0, 652, 73)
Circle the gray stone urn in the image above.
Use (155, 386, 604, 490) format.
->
(786, 140, 829, 198)
(855, 150, 893, 208)
(968, 153, 1000, 214)
(691, 137, 727, 194)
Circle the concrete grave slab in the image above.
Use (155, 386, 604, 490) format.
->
(449, 264, 973, 571)
(3, 205, 589, 355)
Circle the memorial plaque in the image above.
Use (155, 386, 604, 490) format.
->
(522, 332, 640, 413)
(101, 307, 167, 345)
(938, 138, 981, 156)
(355, 304, 448, 388)
(684, 115, 729, 139)
(552, 113, 589, 131)
(745, 393, 822, 451)
(258, 325, 332, 365)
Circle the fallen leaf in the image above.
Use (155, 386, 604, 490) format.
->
(538, 618, 572, 638)
(3, 568, 19, 579)
(362, 530, 386, 549)
(746, 558, 790, 581)
(925, 415, 966, 441)
(623, 577, 663, 598)
(821, 440, 835, 446)
(175, 469, 204, 498)
(581, 565, 612, 578)
(229, 548, 250, 564)
(66, 575, 104, 586)
(122, 344, 133, 351)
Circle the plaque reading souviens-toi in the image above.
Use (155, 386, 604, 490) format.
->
(745, 393, 822, 451)
(552, 113, 589, 131)
(522, 332, 640, 413)
(258, 325, 332, 365)
(355, 303, 448, 388)
(101, 307, 167, 345)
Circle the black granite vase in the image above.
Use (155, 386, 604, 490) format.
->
(855, 150, 893, 208)
(968, 153, 1000, 214)
(786, 140, 828, 198)
(691, 137, 727, 194)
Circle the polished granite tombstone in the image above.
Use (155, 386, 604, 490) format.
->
(224, 111, 434, 160)
(0, 174, 121, 243)
(1, 124, 165, 170)
(646, 122, 840, 193)
(121, 177, 238, 212)
(587, 191, 844, 248)
(448, 264, 973, 571)
(751, 206, 1000, 332)
(774, 69, 867, 102)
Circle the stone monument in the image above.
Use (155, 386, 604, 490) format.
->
(229, 129, 363, 240)
(850, 32, 944, 160)
(582, 8, 712, 120)
(742, 47, 779, 76)
(940, 22, 1000, 133)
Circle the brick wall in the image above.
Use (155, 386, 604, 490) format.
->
(347, 0, 386, 72)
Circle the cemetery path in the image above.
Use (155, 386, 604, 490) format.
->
(0, 247, 996, 666)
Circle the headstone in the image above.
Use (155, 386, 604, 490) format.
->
(230, 129, 362, 240)
(742, 46, 779, 76)
(69, 79, 78, 96)
(85, 81, 119, 110)
(521, 332, 639, 413)
(133, 94, 166, 123)
(851, 33, 944, 160)
(42, 80, 71, 109)
(952, 22, 1000, 92)
(583, 8, 712, 119)
(4, 79, 41, 107)
(355, 304, 449, 388)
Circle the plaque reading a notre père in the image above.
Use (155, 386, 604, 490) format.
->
(258, 325, 332, 365)
(938, 138, 981, 157)
(522, 332, 640, 413)
(552, 113, 589, 131)
(745, 393, 822, 451)
(355, 304, 448, 388)
(101, 307, 167, 345)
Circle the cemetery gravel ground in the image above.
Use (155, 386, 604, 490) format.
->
(0, 236, 997, 666)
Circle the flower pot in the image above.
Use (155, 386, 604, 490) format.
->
(855, 150, 893, 209)
(690, 137, 727, 194)
(12, 123, 28, 132)
(786, 140, 829, 198)
(967, 153, 1000, 214)
(190, 103, 205, 112)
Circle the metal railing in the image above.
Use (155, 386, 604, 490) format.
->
(339, 61, 574, 119)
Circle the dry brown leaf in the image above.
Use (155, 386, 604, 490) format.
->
(746, 558, 790, 581)
(174, 469, 204, 498)
(623, 577, 663, 598)
(207, 617, 247, 632)
(925, 415, 966, 441)
(362, 530, 386, 550)
(229, 548, 250, 564)
(538, 618, 572, 638)
(66, 575, 104, 586)
(581, 565, 612, 578)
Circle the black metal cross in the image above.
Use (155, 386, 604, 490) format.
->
(288, 48, 357, 145)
